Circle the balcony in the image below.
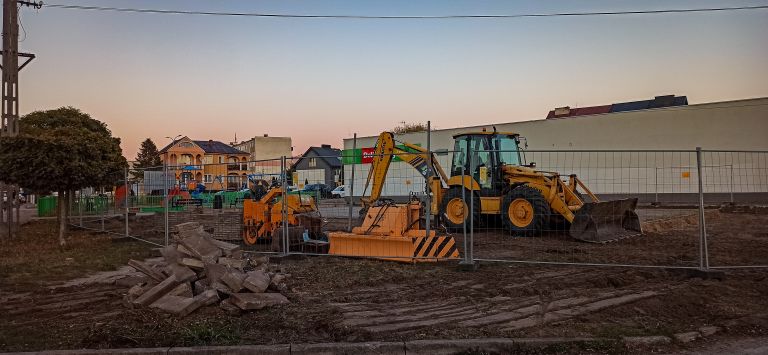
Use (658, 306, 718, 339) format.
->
(227, 163, 248, 171)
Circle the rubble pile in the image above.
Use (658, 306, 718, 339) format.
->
(122, 222, 290, 317)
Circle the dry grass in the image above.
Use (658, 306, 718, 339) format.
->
(0, 220, 155, 290)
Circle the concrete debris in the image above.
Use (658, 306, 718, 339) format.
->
(243, 270, 270, 293)
(673, 331, 700, 343)
(181, 257, 205, 270)
(221, 270, 247, 292)
(219, 298, 242, 316)
(120, 222, 290, 318)
(128, 259, 166, 283)
(133, 276, 181, 307)
(218, 257, 248, 270)
(166, 263, 197, 283)
(698, 326, 721, 337)
(230, 292, 290, 310)
(168, 283, 194, 298)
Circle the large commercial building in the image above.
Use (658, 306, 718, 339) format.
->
(342, 97, 768, 202)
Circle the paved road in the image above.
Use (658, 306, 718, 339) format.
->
(666, 337, 768, 355)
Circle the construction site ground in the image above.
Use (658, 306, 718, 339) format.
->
(1, 210, 767, 354)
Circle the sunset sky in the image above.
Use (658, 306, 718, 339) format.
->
(17, 0, 768, 159)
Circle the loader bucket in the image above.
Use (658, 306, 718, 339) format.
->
(569, 198, 642, 243)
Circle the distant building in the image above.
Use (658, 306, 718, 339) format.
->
(291, 144, 342, 188)
(546, 95, 688, 119)
(232, 134, 292, 179)
(159, 136, 249, 191)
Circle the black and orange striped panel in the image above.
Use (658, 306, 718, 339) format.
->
(412, 236, 460, 260)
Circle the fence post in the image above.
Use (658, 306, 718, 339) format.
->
(101, 188, 105, 232)
(425, 121, 432, 242)
(459, 141, 476, 270)
(696, 147, 710, 270)
(281, 156, 289, 255)
(460, 163, 469, 265)
(124, 166, 129, 238)
(78, 188, 83, 228)
(164, 163, 170, 246)
(348, 133, 357, 232)
(654, 167, 659, 204)
(729, 164, 734, 204)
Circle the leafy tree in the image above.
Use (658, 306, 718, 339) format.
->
(0, 107, 127, 246)
(131, 138, 162, 180)
(393, 121, 428, 134)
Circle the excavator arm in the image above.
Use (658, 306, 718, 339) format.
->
(361, 132, 449, 208)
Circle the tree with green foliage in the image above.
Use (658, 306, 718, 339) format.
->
(393, 121, 427, 134)
(0, 107, 127, 246)
(131, 138, 162, 180)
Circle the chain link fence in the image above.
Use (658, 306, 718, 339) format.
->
(60, 136, 767, 270)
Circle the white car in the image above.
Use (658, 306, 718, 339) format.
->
(331, 185, 346, 198)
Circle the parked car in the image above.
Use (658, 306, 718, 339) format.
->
(301, 184, 333, 199)
(331, 185, 346, 198)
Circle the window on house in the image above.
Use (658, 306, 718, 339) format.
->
(179, 142, 193, 148)
(309, 158, 317, 168)
(204, 156, 213, 164)
(218, 156, 223, 164)
(204, 174, 213, 183)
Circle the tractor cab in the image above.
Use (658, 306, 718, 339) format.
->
(450, 131, 522, 196)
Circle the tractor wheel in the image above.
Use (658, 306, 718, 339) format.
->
(440, 187, 478, 232)
(503, 185, 551, 237)
(243, 226, 259, 245)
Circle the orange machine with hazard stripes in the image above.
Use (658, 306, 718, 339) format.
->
(328, 200, 459, 263)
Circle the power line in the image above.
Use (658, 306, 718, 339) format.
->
(41, 3, 768, 19)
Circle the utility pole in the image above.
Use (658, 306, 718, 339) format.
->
(1, 0, 40, 238)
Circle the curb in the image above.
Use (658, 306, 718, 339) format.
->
(2, 337, 610, 355)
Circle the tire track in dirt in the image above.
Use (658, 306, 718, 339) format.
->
(330, 268, 669, 334)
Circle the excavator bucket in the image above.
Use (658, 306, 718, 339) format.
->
(569, 198, 642, 243)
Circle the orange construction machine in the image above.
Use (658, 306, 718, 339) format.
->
(242, 181, 321, 249)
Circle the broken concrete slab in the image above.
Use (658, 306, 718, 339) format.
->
(168, 283, 194, 298)
(150, 295, 196, 315)
(221, 270, 247, 292)
(196, 289, 220, 308)
(206, 238, 241, 256)
(133, 276, 181, 307)
(160, 245, 182, 264)
(250, 255, 269, 266)
(179, 234, 222, 264)
(211, 281, 234, 295)
(698, 326, 721, 337)
(204, 263, 227, 284)
(243, 270, 270, 293)
(219, 298, 242, 316)
(673, 331, 700, 343)
(172, 221, 205, 236)
(165, 263, 197, 283)
(177, 244, 195, 258)
(230, 293, 289, 310)
(128, 259, 166, 282)
(268, 274, 288, 292)
(115, 275, 150, 288)
(193, 279, 209, 296)
(150, 290, 218, 317)
(181, 258, 205, 270)
(218, 257, 247, 270)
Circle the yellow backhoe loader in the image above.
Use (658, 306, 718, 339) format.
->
(345, 130, 641, 243)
